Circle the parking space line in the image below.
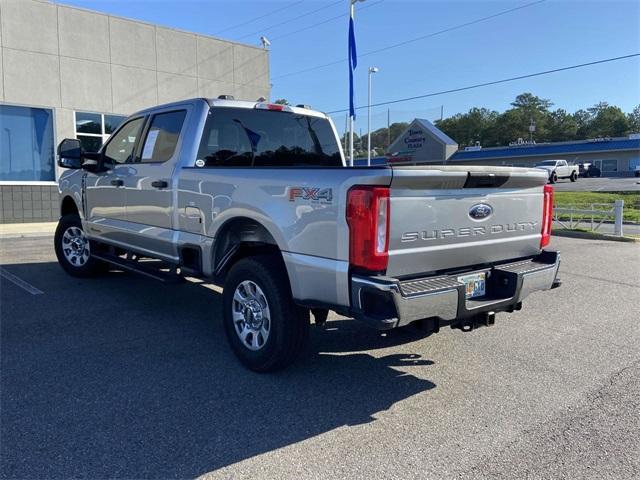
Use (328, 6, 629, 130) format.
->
(0, 267, 44, 295)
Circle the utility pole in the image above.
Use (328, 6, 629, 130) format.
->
(529, 118, 536, 143)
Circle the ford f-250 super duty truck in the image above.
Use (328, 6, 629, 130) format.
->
(55, 97, 560, 372)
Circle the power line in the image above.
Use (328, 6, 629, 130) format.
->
(271, 0, 384, 41)
(361, 0, 546, 58)
(273, 0, 546, 80)
(213, 1, 305, 35)
(325, 54, 640, 114)
(235, 0, 344, 41)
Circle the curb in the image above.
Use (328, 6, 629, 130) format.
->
(0, 222, 57, 239)
(552, 229, 639, 243)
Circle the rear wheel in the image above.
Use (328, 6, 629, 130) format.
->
(54, 214, 108, 277)
(570, 171, 577, 182)
(222, 255, 309, 372)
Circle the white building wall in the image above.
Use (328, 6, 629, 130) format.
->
(0, 0, 270, 223)
(0, 0, 270, 145)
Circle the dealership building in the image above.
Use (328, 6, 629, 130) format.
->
(0, 0, 270, 223)
(376, 118, 640, 175)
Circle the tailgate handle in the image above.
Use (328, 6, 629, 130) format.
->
(151, 180, 168, 189)
(463, 172, 509, 188)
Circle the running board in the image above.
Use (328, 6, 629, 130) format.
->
(91, 252, 184, 283)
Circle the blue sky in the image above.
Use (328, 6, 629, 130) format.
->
(59, 0, 639, 132)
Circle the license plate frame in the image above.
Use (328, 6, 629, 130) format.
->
(458, 272, 487, 299)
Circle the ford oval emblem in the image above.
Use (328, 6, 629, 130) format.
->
(469, 203, 493, 220)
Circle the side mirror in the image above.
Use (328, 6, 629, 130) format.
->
(57, 138, 82, 169)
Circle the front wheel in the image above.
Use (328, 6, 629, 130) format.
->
(222, 255, 309, 372)
(54, 214, 108, 277)
(549, 172, 557, 184)
(570, 171, 577, 182)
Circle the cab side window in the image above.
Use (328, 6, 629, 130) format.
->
(103, 117, 145, 164)
(140, 110, 187, 163)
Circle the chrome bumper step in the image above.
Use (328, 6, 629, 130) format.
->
(351, 250, 561, 330)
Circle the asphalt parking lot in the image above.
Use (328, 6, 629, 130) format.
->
(1, 235, 639, 479)
(551, 175, 640, 192)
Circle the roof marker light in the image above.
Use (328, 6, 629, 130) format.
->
(255, 103, 291, 112)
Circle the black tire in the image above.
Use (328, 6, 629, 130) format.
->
(54, 214, 108, 277)
(570, 171, 577, 182)
(549, 172, 557, 184)
(222, 255, 310, 372)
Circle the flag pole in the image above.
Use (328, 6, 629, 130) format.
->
(349, 0, 355, 166)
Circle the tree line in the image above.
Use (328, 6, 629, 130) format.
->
(434, 93, 639, 149)
(332, 93, 639, 155)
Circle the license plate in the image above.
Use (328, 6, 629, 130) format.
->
(458, 272, 486, 299)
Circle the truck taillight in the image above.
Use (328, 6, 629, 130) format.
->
(346, 186, 390, 272)
(541, 184, 554, 248)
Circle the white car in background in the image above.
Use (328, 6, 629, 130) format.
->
(535, 159, 579, 183)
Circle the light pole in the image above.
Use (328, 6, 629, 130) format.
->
(367, 66, 379, 166)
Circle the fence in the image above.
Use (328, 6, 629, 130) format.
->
(553, 200, 624, 236)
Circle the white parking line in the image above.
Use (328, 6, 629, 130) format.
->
(0, 267, 44, 295)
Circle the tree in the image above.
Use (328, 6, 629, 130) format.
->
(588, 103, 629, 137)
(510, 92, 553, 112)
(368, 122, 409, 152)
(547, 109, 578, 142)
(436, 108, 499, 147)
(573, 109, 592, 139)
(628, 105, 640, 133)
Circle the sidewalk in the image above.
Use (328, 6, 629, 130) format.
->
(0, 222, 57, 239)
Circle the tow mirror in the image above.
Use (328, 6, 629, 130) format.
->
(57, 138, 82, 169)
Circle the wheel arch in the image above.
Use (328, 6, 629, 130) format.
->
(212, 216, 289, 284)
(60, 195, 80, 218)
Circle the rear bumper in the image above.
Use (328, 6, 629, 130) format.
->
(350, 250, 560, 330)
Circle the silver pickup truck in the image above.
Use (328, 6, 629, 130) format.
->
(55, 97, 560, 371)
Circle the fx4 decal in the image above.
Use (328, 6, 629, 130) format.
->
(288, 187, 333, 204)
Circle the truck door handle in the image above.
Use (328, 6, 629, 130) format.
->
(151, 180, 168, 189)
(110, 179, 124, 187)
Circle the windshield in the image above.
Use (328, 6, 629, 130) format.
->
(536, 161, 557, 166)
(197, 107, 342, 167)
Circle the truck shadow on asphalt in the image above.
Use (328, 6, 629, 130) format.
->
(1, 262, 436, 479)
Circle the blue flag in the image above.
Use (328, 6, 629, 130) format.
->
(348, 11, 357, 119)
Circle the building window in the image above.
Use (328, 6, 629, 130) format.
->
(75, 111, 126, 153)
(594, 159, 618, 172)
(0, 104, 55, 181)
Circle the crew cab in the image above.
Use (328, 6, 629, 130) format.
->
(535, 159, 579, 183)
(55, 97, 561, 372)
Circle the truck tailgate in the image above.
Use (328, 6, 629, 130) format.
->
(387, 166, 549, 277)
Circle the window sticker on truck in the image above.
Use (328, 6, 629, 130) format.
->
(288, 187, 333, 204)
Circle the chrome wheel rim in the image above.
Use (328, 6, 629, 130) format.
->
(61, 226, 90, 267)
(232, 280, 271, 351)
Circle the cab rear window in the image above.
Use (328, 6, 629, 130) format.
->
(196, 107, 342, 167)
